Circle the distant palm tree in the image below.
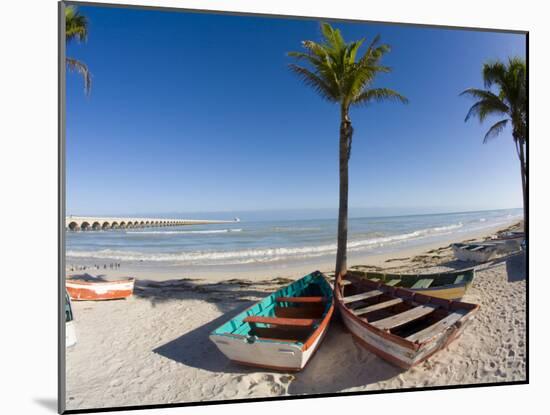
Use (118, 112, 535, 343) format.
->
(288, 23, 407, 277)
(461, 58, 527, 227)
(65, 6, 91, 94)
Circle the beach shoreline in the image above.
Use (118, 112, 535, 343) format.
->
(65, 221, 525, 410)
(66, 220, 521, 282)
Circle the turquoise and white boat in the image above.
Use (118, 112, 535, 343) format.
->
(210, 271, 334, 371)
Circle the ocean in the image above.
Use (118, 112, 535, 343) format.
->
(66, 208, 522, 273)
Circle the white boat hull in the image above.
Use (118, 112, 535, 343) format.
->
(210, 326, 326, 371)
(66, 321, 77, 348)
(452, 244, 496, 262)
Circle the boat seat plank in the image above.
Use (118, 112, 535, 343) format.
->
(470, 245, 487, 251)
(243, 316, 316, 327)
(342, 290, 384, 304)
(371, 305, 436, 330)
(385, 279, 401, 286)
(454, 275, 465, 284)
(353, 298, 403, 316)
(340, 279, 352, 286)
(406, 310, 466, 343)
(276, 296, 326, 304)
(411, 278, 434, 289)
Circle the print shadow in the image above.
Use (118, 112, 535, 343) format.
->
(288, 319, 404, 394)
(152, 302, 259, 374)
(33, 398, 57, 412)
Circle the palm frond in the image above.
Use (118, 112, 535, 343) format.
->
(354, 88, 409, 106)
(288, 64, 338, 102)
(288, 22, 406, 110)
(65, 6, 88, 43)
(482, 61, 507, 89)
(460, 88, 509, 122)
(483, 119, 509, 143)
(66, 57, 92, 94)
(320, 22, 345, 52)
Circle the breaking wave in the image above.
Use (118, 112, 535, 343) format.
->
(67, 222, 465, 265)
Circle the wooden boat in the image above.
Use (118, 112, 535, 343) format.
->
(210, 271, 334, 371)
(65, 290, 77, 347)
(490, 233, 524, 252)
(494, 231, 524, 241)
(347, 268, 475, 300)
(66, 275, 135, 301)
(452, 242, 498, 262)
(335, 273, 479, 369)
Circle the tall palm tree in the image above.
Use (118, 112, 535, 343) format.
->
(65, 6, 91, 94)
(461, 57, 527, 227)
(288, 23, 407, 277)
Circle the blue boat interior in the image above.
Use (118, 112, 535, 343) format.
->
(211, 271, 333, 345)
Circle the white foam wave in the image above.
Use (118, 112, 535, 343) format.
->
(68, 222, 465, 265)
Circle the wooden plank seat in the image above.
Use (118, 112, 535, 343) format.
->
(340, 279, 352, 286)
(385, 279, 401, 286)
(276, 296, 326, 304)
(470, 245, 487, 251)
(352, 298, 403, 316)
(371, 305, 436, 330)
(411, 278, 434, 289)
(342, 290, 384, 304)
(243, 316, 317, 327)
(406, 310, 466, 343)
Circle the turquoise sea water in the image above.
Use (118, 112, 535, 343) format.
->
(66, 208, 522, 271)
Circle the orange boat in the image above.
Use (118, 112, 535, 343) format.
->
(66, 275, 135, 301)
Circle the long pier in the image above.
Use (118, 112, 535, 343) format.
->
(65, 216, 239, 231)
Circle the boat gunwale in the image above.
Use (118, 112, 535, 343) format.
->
(334, 273, 479, 351)
(349, 266, 475, 279)
(346, 268, 475, 292)
(66, 277, 135, 286)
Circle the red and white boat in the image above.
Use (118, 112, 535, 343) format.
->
(66, 275, 135, 301)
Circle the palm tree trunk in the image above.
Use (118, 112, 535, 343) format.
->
(335, 108, 351, 277)
(518, 141, 527, 231)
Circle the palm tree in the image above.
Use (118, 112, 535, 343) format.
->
(288, 23, 407, 277)
(65, 5, 91, 94)
(461, 58, 527, 227)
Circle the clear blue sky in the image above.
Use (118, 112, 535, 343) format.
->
(65, 5, 526, 216)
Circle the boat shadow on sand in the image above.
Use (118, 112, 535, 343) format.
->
(287, 319, 405, 394)
(153, 302, 260, 374)
(152, 288, 405, 390)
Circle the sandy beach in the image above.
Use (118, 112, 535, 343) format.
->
(65, 222, 526, 410)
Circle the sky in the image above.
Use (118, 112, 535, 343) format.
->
(65, 5, 526, 217)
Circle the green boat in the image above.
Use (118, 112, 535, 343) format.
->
(346, 267, 475, 300)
